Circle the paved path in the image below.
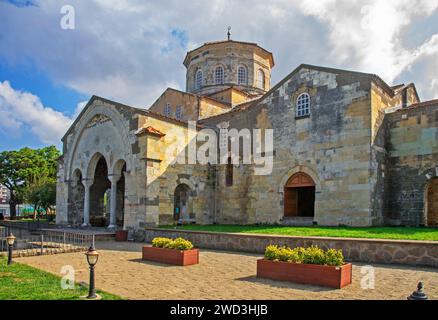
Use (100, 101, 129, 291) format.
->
(16, 241, 438, 300)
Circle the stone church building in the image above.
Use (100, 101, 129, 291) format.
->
(56, 38, 438, 231)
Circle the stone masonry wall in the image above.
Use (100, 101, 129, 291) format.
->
(385, 103, 438, 226)
(203, 67, 377, 226)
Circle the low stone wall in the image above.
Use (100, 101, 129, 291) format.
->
(141, 228, 438, 268)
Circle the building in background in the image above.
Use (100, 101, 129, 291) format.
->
(0, 184, 10, 217)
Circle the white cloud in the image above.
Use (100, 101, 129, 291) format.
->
(294, 0, 438, 84)
(73, 100, 88, 118)
(0, 0, 437, 112)
(0, 81, 73, 145)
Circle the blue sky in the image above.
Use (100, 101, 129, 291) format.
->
(0, 0, 438, 152)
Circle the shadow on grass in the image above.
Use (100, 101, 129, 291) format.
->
(236, 275, 334, 293)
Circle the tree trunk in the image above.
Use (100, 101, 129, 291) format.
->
(8, 191, 19, 219)
(9, 200, 17, 219)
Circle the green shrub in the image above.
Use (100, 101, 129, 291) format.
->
(167, 238, 194, 250)
(151, 237, 194, 250)
(264, 245, 345, 267)
(324, 248, 345, 267)
(152, 237, 173, 248)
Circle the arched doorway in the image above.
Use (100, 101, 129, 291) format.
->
(427, 178, 438, 226)
(174, 184, 192, 223)
(284, 173, 315, 218)
(89, 156, 111, 227)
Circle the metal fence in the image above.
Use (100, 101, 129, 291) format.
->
(0, 229, 94, 258)
(0, 226, 7, 253)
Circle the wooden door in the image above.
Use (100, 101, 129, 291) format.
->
(428, 179, 438, 226)
(284, 188, 298, 217)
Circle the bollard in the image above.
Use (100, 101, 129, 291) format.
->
(408, 282, 428, 300)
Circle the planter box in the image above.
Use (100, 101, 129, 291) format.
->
(142, 246, 199, 266)
(257, 259, 352, 289)
(115, 230, 128, 242)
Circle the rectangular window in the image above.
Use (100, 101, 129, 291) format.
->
(175, 106, 183, 120)
(226, 157, 233, 187)
(164, 104, 172, 117)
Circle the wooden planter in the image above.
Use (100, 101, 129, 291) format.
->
(257, 259, 352, 289)
(115, 230, 128, 242)
(142, 246, 199, 266)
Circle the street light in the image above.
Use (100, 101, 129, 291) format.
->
(84, 246, 99, 299)
(6, 233, 15, 265)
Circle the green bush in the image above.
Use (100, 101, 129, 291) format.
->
(264, 245, 345, 267)
(167, 238, 194, 250)
(151, 237, 173, 248)
(151, 237, 194, 250)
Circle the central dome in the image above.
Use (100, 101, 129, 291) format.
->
(183, 39, 274, 97)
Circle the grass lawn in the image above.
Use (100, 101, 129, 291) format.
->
(0, 258, 122, 300)
(160, 224, 438, 241)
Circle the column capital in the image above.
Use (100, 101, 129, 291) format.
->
(82, 178, 94, 188)
(109, 174, 122, 184)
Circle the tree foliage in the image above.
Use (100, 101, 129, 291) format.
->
(0, 146, 60, 218)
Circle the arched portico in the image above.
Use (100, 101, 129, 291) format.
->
(81, 153, 127, 230)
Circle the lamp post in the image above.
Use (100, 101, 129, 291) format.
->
(84, 246, 99, 299)
(6, 233, 16, 265)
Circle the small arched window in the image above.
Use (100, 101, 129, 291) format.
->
(164, 103, 172, 117)
(257, 69, 265, 89)
(195, 69, 203, 90)
(175, 106, 183, 120)
(215, 66, 224, 85)
(226, 157, 233, 187)
(296, 93, 311, 117)
(238, 66, 247, 85)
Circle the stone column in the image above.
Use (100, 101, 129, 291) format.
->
(82, 179, 93, 227)
(108, 175, 121, 230)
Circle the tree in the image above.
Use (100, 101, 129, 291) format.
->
(0, 146, 61, 219)
(38, 181, 57, 217)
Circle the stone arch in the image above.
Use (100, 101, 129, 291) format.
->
(422, 167, 438, 226)
(111, 159, 128, 176)
(278, 165, 321, 193)
(168, 177, 197, 197)
(283, 172, 316, 218)
(71, 168, 83, 185)
(88, 154, 111, 227)
(86, 152, 109, 181)
(65, 101, 133, 181)
(174, 183, 194, 223)
(426, 177, 438, 226)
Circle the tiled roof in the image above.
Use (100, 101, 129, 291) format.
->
(136, 126, 166, 137)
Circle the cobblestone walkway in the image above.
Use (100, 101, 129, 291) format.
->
(16, 241, 438, 300)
